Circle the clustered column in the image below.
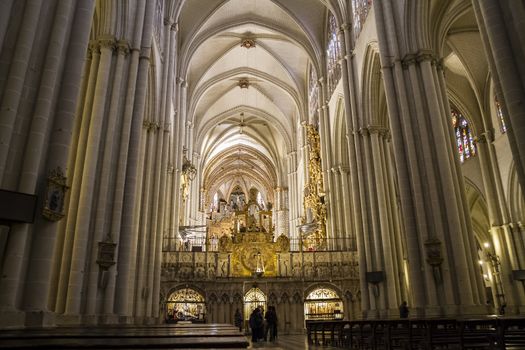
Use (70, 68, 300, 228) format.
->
(374, 0, 486, 316)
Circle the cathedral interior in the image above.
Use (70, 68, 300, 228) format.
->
(0, 0, 525, 339)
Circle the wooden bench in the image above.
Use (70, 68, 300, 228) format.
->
(0, 323, 249, 349)
(306, 317, 525, 350)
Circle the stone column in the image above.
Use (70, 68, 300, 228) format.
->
(0, 0, 14, 51)
(133, 119, 156, 318)
(331, 168, 344, 250)
(85, 40, 129, 316)
(151, 20, 176, 316)
(287, 151, 299, 245)
(55, 39, 100, 315)
(114, 0, 153, 317)
(370, 127, 398, 316)
(374, 0, 485, 316)
(1, 0, 95, 325)
(65, 36, 116, 316)
(338, 166, 353, 250)
(475, 1, 525, 196)
(360, 127, 384, 316)
(380, 132, 406, 302)
(0, 0, 43, 182)
(41, 0, 96, 317)
(339, 21, 369, 315)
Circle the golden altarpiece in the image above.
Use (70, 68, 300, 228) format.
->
(206, 189, 290, 278)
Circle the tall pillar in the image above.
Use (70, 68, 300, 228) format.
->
(338, 166, 353, 250)
(0, 0, 43, 183)
(55, 39, 100, 315)
(65, 36, 116, 315)
(339, 21, 369, 316)
(374, 0, 485, 316)
(331, 169, 344, 249)
(85, 40, 129, 316)
(475, 1, 525, 196)
(0, 1, 95, 327)
(370, 127, 399, 315)
(114, 0, 153, 317)
(23, 0, 95, 316)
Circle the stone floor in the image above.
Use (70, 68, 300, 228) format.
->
(247, 335, 338, 349)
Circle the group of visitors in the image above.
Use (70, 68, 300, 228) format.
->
(235, 305, 278, 343)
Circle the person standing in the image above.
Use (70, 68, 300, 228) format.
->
(399, 301, 409, 318)
(249, 307, 264, 342)
(234, 308, 243, 332)
(265, 305, 278, 342)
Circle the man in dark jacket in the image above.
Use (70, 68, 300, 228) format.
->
(249, 307, 264, 342)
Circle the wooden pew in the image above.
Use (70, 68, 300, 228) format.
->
(0, 323, 249, 349)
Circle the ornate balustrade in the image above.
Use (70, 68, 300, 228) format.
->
(161, 250, 359, 281)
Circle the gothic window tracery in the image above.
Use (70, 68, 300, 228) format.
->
(495, 97, 507, 133)
(451, 108, 476, 163)
(308, 65, 319, 119)
(352, 0, 373, 39)
(327, 13, 342, 96)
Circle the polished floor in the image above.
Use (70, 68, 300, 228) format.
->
(247, 335, 338, 350)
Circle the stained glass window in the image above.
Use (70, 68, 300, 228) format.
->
(212, 192, 219, 211)
(352, 0, 373, 39)
(495, 97, 507, 133)
(256, 191, 264, 208)
(451, 109, 476, 163)
(166, 288, 206, 322)
(304, 287, 343, 320)
(308, 65, 319, 120)
(327, 13, 342, 96)
(244, 288, 267, 320)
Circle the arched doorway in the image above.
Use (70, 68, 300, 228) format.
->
(304, 287, 343, 320)
(166, 287, 206, 323)
(244, 287, 267, 320)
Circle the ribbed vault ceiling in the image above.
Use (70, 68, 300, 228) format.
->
(178, 0, 326, 202)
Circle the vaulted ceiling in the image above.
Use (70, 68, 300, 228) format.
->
(177, 0, 328, 202)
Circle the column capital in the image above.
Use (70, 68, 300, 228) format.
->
(401, 49, 440, 69)
(358, 127, 369, 136)
(339, 166, 350, 174)
(98, 36, 116, 51)
(116, 40, 130, 56)
(416, 49, 436, 63)
(340, 23, 351, 32)
(143, 120, 160, 133)
(176, 77, 186, 86)
(88, 40, 100, 56)
(401, 54, 417, 69)
(367, 125, 384, 134)
(475, 134, 487, 144)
